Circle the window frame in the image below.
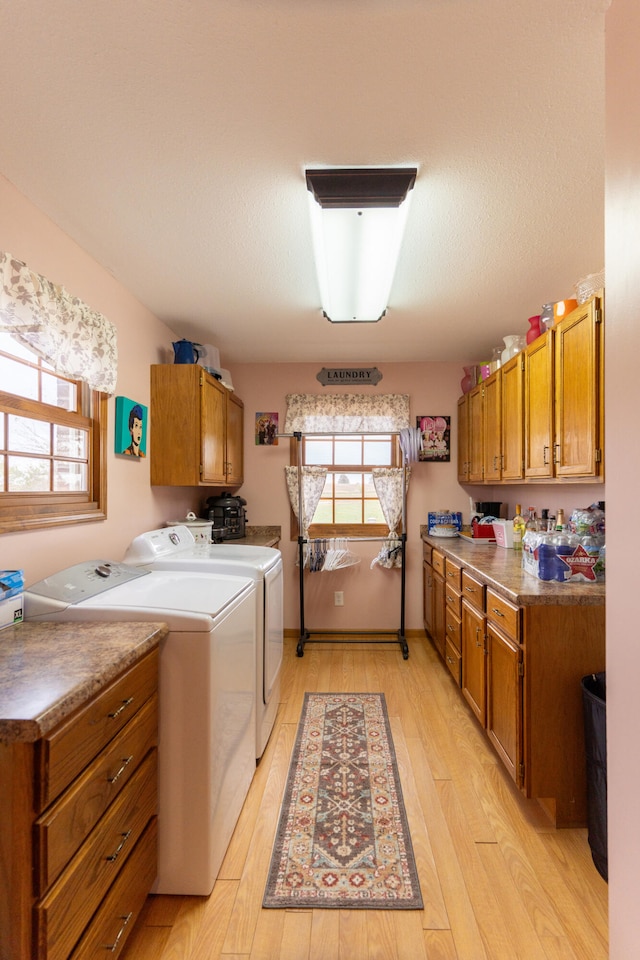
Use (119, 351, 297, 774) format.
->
(0, 370, 107, 535)
(289, 434, 400, 540)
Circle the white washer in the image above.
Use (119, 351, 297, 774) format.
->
(124, 526, 283, 759)
(24, 560, 257, 897)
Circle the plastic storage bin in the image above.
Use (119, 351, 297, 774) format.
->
(581, 672, 607, 881)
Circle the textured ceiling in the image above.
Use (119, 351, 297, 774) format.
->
(0, 0, 607, 365)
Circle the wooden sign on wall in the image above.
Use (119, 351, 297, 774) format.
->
(316, 367, 382, 386)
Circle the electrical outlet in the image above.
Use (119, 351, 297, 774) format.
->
(334, 591, 344, 606)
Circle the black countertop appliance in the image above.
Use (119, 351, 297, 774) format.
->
(204, 494, 247, 540)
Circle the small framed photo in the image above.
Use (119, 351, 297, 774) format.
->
(115, 396, 148, 458)
(255, 412, 279, 445)
(417, 415, 450, 461)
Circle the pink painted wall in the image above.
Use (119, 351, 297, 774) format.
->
(0, 173, 198, 584)
(605, 0, 640, 954)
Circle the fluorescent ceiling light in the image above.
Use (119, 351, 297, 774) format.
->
(306, 167, 417, 323)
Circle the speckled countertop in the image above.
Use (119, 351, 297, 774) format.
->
(0, 620, 166, 743)
(421, 527, 605, 607)
(232, 525, 281, 547)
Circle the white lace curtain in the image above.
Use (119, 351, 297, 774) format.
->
(0, 251, 118, 394)
(284, 465, 328, 539)
(370, 466, 411, 568)
(283, 392, 410, 434)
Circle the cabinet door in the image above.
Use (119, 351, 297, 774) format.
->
(468, 385, 484, 482)
(482, 372, 501, 481)
(461, 600, 486, 725)
(524, 332, 554, 479)
(200, 375, 227, 483)
(423, 559, 434, 637)
(554, 297, 603, 478)
(225, 392, 244, 485)
(457, 394, 469, 482)
(500, 353, 524, 480)
(432, 570, 446, 660)
(486, 623, 523, 786)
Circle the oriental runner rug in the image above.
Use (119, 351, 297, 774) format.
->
(263, 692, 423, 909)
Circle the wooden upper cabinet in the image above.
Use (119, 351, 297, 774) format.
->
(500, 353, 524, 480)
(200, 372, 227, 484)
(457, 393, 470, 482)
(225, 392, 244, 487)
(150, 364, 244, 487)
(523, 294, 603, 481)
(554, 296, 603, 478)
(468, 384, 484, 482)
(523, 330, 555, 479)
(482, 371, 501, 482)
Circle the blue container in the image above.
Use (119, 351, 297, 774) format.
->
(537, 541, 557, 581)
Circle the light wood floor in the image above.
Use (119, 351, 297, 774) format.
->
(121, 635, 608, 960)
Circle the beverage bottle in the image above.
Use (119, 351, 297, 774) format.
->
(526, 507, 538, 531)
(555, 509, 565, 532)
(512, 504, 526, 550)
(537, 533, 557, 581)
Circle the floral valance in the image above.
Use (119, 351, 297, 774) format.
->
(0, 251, 118, 394)
(283, 393, 410, 434)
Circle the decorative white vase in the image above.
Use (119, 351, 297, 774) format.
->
(501, 335, 526, 365)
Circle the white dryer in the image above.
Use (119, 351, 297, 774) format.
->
(24, 560, 257, 897)
(124, 526, 283, 758)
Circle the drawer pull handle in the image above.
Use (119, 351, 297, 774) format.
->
(103, 912, 133, 953)
(464, 586, 476, 593)
(491, 607, 505, 617)
(107, 756, 134, 784)
(446, 655, 454, 664)
(108, 697, 135, 719)
(106, 830, 132, 862)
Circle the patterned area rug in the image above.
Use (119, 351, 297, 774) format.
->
(263, 692, 423, 909)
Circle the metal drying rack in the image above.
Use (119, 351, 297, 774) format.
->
(286, 430, 409, 659)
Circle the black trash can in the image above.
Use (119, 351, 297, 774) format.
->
(581, 672, 607, 881)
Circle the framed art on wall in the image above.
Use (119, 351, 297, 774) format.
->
(115, 396, 148, 457)
(417, 415, 450, 461)
(255, 412, 279, 445)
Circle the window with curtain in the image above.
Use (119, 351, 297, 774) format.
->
(284, 393, 410, 540)
(0, 253, 112, 532)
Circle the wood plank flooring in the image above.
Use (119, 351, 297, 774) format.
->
(121, 636, 608, 960)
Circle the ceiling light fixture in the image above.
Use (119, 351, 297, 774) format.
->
(305, 167, 417, 323)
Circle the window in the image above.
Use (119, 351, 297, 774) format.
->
(290, 433, 400, 538)
(0, 333, 106, 533)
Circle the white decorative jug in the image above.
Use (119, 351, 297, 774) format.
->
(501, 335, 526, 365)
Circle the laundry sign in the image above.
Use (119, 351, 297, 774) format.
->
(316, 366, 382, 386)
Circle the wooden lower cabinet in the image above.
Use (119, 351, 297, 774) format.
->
(422, 536, 605, 827)
(1, 649, 159, 960)
(486, 623, 523, 786)
(461, 600, 486, 724)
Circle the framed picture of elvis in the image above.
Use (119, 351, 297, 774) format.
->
(115, 396, 148, 458)
(417, 415, 450, 461)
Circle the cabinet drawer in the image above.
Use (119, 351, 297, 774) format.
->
(486, 589, 520, 641)
(38, 650, 158, 811)
(69, 817, 157, 960)
(35, 695, 158, 894)
(444, 638, 462, 686)
(461, 571, 485, 612)
(432, 549, 445, 576)
(445, 607, 461, 654)
(422, 542, 432, 565)
(445, 584, 461, 620)
(34, 750, 157, 960)
(445, 557, 462, 590)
